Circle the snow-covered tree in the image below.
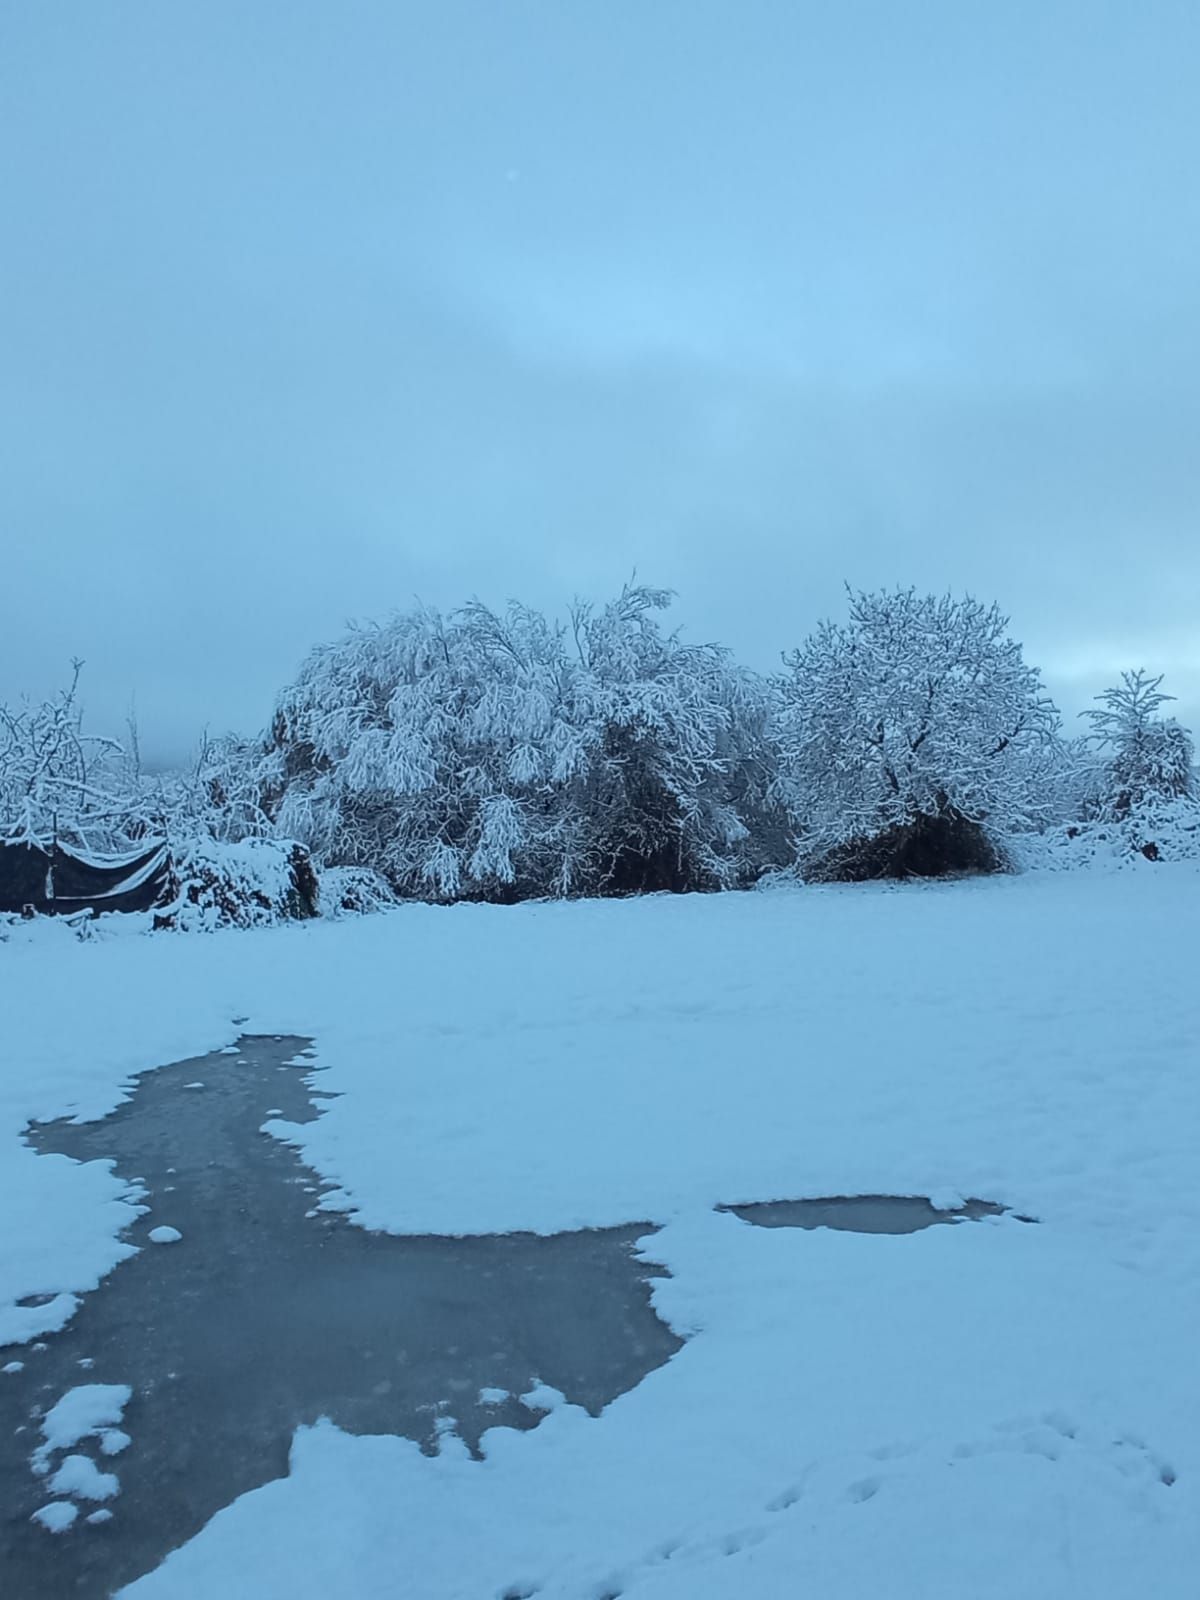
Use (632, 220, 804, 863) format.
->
(560, 586, 780, 892)
(265, 586, 782, 901)
(0, 663, 136, 850)
(774, 587, 1060, 879)
(1082, 670, 1195, 818)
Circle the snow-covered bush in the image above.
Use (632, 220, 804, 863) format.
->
(318, 865, 398, 918)
(265, 586, 782, 901)
(1011, 796, 1200, 871)
(1082, 670, 1196, 819)
(1013, 671, 1200, 869)
(0, 667, 324, 929)
(556, 587, 782, 893)
(154, 838, 320, 932)
(774, 588, 1060, 880)
(0, 663, 139, 852)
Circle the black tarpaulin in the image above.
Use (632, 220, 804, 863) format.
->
(0, 842, 53, 911)
(0, 839, 171, 916)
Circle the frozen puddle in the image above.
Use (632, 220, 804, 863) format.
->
(0, 1037, 682, 1600)
(720, 1194, 1033, 1232)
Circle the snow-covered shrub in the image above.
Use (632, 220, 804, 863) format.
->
(153, 838, 319, 931)
(1010, 671, 1200, 869)
(558, 587, 782, 893)
(265, 586, 782, 901)
(318, 865, 398, 918)
(1011, 796, 1200, 871)
(0, 663, 141, 853)
(1082, 671, 1196, 819)
(160, 733, 279, 844)
(774, 588, 1060, 880)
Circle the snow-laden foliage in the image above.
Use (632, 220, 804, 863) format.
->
(0, 668, 262, 854)
(1082, 670, 1196, 819)
(1010, 795, 1200, 871)
(0, 668, 318, 929)
(154, 838, 319, 932)
(318, 866, 399, 919)
(0, 664, 137, 852)
(10, 594, 1198, 921)
(266, 586, 781, 901)
(774, 588, 1061, 879)
(1011, 671, 1200, 870)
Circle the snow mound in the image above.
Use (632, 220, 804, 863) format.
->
(31, 1500, 77, 1533)
(48, 1453, 120, 1501)
(32, 1384, 132, 1472)
(1011, 797, 1200, 871)
(317, 866, 397, 919)
(155, 838, 319, 932)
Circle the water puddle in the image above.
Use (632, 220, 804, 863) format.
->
(719, 1194, 1033, 1233)
(0, 1037, 683, 1600)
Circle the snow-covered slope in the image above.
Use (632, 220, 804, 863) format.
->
(4, 868, 1199, 1596)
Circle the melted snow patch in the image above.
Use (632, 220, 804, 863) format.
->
(718, 1194, 1016, 1234)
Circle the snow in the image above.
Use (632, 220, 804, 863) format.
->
(87, 1508, 114, 1525)
(3, 869, 1200, 1596)
(147, 1226, 182, 1244)
(3, 1358, 24, 1373)
(0, 1151, 133, 1345)
(519, 1383, 567, 1413)
(31, 1500, 78, 1533)
(478, 1387, 510, 1405)
(48, 1453, 120, 1500)
(99, 1428, 131, 1455)
(32, 1385, 133, 1471)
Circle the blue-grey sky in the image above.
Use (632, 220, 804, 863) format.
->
(3, 2, 1198, 763)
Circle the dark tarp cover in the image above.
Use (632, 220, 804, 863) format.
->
(0, 839, 171, 916)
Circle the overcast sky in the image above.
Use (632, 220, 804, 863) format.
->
(3, 2, 1198, 764)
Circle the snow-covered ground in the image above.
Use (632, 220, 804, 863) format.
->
(4, 868, 1199, 1596)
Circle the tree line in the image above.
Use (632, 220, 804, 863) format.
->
(2, 585, 1196, 915)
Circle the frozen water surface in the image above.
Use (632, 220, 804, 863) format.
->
(0, 1037, 682, 1599)
(720, 1194, 1034, 1234)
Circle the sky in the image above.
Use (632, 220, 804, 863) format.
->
(2, 1, 1198, 765)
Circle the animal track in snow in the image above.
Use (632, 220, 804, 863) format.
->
(846, 1475, 883, 1503)
(948, 1411, 1176, 1492)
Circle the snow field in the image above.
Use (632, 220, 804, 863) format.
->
(2, 867, 1198, 1593)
